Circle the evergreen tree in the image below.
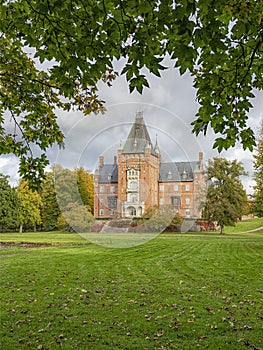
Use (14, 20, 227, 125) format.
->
(40, 171, 61, 231)
(17, 180, 42, 233)
(202, 158, 247, 234)
(252, 123, 263, 217)
(0, 174, 19, 231)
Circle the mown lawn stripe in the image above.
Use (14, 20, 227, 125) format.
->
(0, 232, 262, 349)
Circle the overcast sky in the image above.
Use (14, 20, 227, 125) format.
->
(1, 58, 262, 194)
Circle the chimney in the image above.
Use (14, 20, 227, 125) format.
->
(99, 156, 104, 167)
(114, 156, 117, 165)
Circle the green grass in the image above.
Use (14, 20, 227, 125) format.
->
(224, 217, 263, 233)
(0, 231, 87, 244)
(0, 229, 263, 349)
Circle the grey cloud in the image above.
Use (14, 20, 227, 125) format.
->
(1, 62, 262, 196)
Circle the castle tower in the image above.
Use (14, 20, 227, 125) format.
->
(117, 112, 161, 217)
(94, 112, 206, 220)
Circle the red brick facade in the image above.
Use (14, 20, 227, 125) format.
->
(94, 113, 206, 219)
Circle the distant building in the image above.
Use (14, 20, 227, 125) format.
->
(94, 112, 206, 219)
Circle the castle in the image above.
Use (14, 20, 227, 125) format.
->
(94, 112, 206, 219)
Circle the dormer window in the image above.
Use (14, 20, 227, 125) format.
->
(182, 170, 188, 180)
(167, 170, 172, 180)
(108, 173, 111, 181)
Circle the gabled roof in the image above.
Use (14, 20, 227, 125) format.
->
(122, 112, 157, 155)
(159, 161, 200, 182)
(99, 164, 118, 183)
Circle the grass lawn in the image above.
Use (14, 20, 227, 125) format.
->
(224, 218, 263, 233)
(0, 227, 263, 349)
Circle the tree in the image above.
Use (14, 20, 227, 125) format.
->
(53, 164, 94, 213)
(40, 171, 61, 231)
(1, 0, 262, 186)
(57, 203, 94, 232)
(53, 164, 81, 212)
(202, 158, 247, 234)
(252, 122, 263, 217)
(0, 173, 19, 231)
(76, 167, 94, 213)
(138, 205, 183, 232)
(17, 179, 42, 232)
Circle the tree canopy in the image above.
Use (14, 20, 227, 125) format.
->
(0, 173, 19, 230)
(17, 179, 42, 232)
(202, 158, 248, 233)
(1, 0, 262, 186)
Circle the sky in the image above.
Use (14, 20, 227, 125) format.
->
(1, 58, 262, 195)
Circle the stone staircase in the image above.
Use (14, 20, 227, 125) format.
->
(99, 219, 132, 233)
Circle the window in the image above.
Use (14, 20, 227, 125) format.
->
(186, 209, 190, 217)
(160, 185, 164, 192)
(130, 181, 138, 190)
(167, 171, 172, 180)
(160, 198, 164, 205)
(171, 196, 181, 206)
(186, 198, 190, 205)
(185, 184, 190, 191)
(131, 194, 138, 202)
(182, 170, 188, 180)
(174, 184, 179, 191)
(110, 186, 115, 193)
(99, 186, 104, 193)
(99, 209, 104, 216)
(108, 196, 117, 209)
(99, 198, 104, 205)
(110, 209, 115, 216)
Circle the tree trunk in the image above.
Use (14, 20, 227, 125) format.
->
(220, 225, 225, 234)
(19, 223, 23, 233)
(33, 224, 36, 232)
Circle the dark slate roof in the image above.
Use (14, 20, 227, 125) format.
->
(159, 161, 200, 182)
(99, 164, 118, 183)
(122, 112, 157, 156)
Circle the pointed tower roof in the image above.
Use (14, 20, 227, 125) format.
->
(154, 133, 160, 154)
(122, 112, 156, 155)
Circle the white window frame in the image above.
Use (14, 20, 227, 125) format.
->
(174, 184, 179, 191)
(160, 185, 164, 192)
(186, 198, 190, 205)
(185, 184, 190, 191)
(160, 198, 164, 205)
(110, 185, 115, 193)
(99, 185, 104, 193)
(99, 209, 104, 216)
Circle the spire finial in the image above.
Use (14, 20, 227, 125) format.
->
(136, 111, 143, 120)
(154, 133, 160, 154)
